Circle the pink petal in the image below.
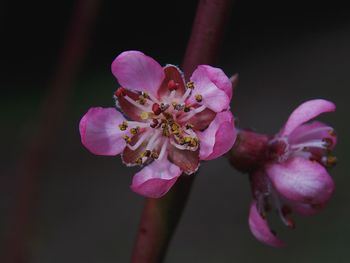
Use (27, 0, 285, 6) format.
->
(266, 157, 335, 204)
(194, 65, 233, 100)
(131, 158, 181, 198)
(280, 99, 336, 136)
(157, 65, 186, 99)
(79, 107, 126, 156)
(288, 121, 336, 149)
(116, 89, 143, 121)
(167, 144, 199, 175)
(111, 51, 165, 98)
(248, 201, 285, 247)
(187, 108, 216, 131)
(197, 111, 236, 160)
(188, 65, 230, 112)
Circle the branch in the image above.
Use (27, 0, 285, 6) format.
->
(131, 1, 233, 262)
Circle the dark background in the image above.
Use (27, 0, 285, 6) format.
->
(1, 0, 349, 262)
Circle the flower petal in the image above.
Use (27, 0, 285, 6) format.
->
(266, 157, 335, 204)
(187, 108, 216, 131)
(280, 99, 336, 136)
(194, 65, 233, 100)
(188, 65, 230, 112)
(288, 121, 336, 149)
(116, 89, 143, 121)
(79, 107, 126, 156)
(248, 201, 285, 247)
(131, 158, 181, 198)
(167, 144, 199, 175)
(197, 111, 236, 160)
(292, 202, 326, 216)
(111, 51, 165, 98)
(158, 65, 186, 99)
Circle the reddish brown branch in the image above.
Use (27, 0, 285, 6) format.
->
(131, 0, 233, 262)
(3, 1, 100, 262)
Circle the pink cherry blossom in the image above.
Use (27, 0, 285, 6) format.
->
(80, 51, 237, 198)
(248, 99, 336, 246)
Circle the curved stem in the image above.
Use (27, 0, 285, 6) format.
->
(131, 0, 233, 262)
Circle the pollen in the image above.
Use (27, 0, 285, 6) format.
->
(140, 111, 149, 120)
(195, 94, 203, 102)
(187, 81, 194, 89)
(122, 135, 131, 144)
(130, 126, 139, 135)
(118, 121, 128, 131)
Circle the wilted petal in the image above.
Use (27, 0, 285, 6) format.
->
(158, 65, 186, 98)
(188, 65, 230, 112)
(79, 107, 126, 156)
(198, 111, 236, 160)
(111, 51, 165, 98)
(167, 144, 199, 175)
(131, 158, 181, 198)
(280, 99, 336, 136)
(248, 201, 285, 247)
(266, 157, 335, 204)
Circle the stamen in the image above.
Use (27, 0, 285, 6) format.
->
(158, 140, 168, 160)
(126, 131, 150, 151)
(322, 155, 337, 168)
(118, 121, 128, 131)
(186, 81, 194, 89)
(195, 94, 203, 102)
(122, 135, 131, 144)
(124, 95, 150, 111)
(140, 112, 149, 120)
(179, 87, 192, 104)
(291, 140, 328, 151)
(151, 151, 159, 159)
(179, 105, 206, 122)
(130, 126, 139, 135)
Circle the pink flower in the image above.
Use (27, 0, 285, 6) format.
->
(79, 51, 237, 198)
(248, 99, 336, 246)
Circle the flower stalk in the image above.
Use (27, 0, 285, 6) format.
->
(130, 0, 233, 262)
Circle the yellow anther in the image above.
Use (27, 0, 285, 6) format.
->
(141, 150, 151, 158)
(138, 96, 146, 105)
(122, 135, 131, 144)
(140, 111, 149, 120)
(184, 137, 192, 144)
(118, 121, 128, 131)
(185, 124, 193, 130)
(195, 94, 203, 102)
(151, 152, 159, 159)
(135, 157, 143, 165)
(141, 92, 150, 99)
(326, 155, 337, 167)
(130, 126, 140, 135)
(187, 81, 194, 89)
(190, 138, 199, 147)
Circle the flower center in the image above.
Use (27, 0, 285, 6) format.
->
(115, 80, 203, 165)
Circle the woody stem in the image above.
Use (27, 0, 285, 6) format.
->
(130, 0, 234, 262)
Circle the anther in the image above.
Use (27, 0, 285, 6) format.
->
(152, 103, 162, 115)
(130, 126, 139, 135)
(135, 157, 143, 165)
(322, 138, 333, 148)
(122, 135, 131, 144)
(142, 150, 151, 158)
(328, 129, 336, 137)
(151, 151, 159, 159)
(184, 106, 191, 112)
(150, 119, 159, 128)
(141, 92, 150, 99)
(168, 80, 179, 91)
(323, 155, 337, 168)
(195, 94, 203, 102)
(160, 103, 170, 111)
(138, 96, 146, 105)
(185, 124, 193, 130)
(187, 81, 194, 89)
(118, 121, 128, 131)
(140, 112, 149, 120)
(114, 87, 126, 97)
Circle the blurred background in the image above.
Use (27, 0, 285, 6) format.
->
(1, 0, 349, 262)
